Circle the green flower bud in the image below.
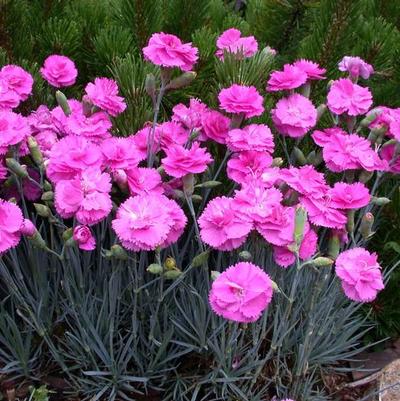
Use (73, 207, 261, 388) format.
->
(238, 250, 252, 261)
(359, 170, 374, 184)
(27, 136, 44, 167)
(34, 203, 51, 218)
(211, 271, 220, 281)
(360, 212, 375, 239)
(110, 244, 128, 260)
(371, 197, 391, 206)
(195, 180, 221, 189)
(316, 104, 327, 121)
(294, 206, 307, 248)
(163, 269, 182, 280)
(191, 250, 210, 267)
(312, 257, 334, 267)
(28, 231, 47, 249)
(328, 234, 340, 259)
(164, 257, 177, 271)
(192, 194, 202, 203)
(166, 72, 196, 90)
(62, 228, 73, 242)
(147, 263, 163, 275)
(292, 146, 307, 166)
(55, 90, 71, 116)
(43, 180, 52, 192)
(359, 108, 381, 128)
(182, 173, 194, 196)
(5, 158, 28, 178)
(346, 209, 355, 234)
(272, 157, 283, 167)
(145, 73, 157, 100)
(41, 191, 54, 201)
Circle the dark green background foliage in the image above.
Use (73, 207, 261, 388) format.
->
(1, 1, 400, 400)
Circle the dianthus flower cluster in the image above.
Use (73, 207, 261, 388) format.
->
(0, 34, 393, 325)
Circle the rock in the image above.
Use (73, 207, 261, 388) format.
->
(379, 358, 400, 401)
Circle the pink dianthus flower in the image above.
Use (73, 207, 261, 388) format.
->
(216, 28, 258, 60)
(0, 110, 31, 154)
(55, 168, 112, 225)
(126, 167, 164, 196)
(161, 142, 212, 178)
(101, 137, 142, 171)
(0, 76, 20, 110)
(335, 248, 384, 302)
(154, 121, 189, 149)
(209, 262, 273, 323)
(338, 56, 374, 80)
(40, 55, 77, 87)
(198, 196, 253, 251)
(143, 32, 198, 72)
(272, 94, 317, 138)
(85, 78, 126, 117)
(218, 84, 264, 118)
(279, 165, 329, 198)
(66, 110, 112, 142)
(312, 128, 387, 172)
(1, 65, 33, 101)
(327, 78, 372, 116)
(172, 98, 208, 132)
(329, 182, 370, 209)
(73, 225, 96, 251)
(0, 199, 23, 253)
(300, 195, 347, 229)
(266, 64, 307, 92)
(112, 194, 186, 251)
(227, 124, 274, 153)
(292, 59, 326, 81)
(227, 151, 272, 184)
(201, 110, 230, 144)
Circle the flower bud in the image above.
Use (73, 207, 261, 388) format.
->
(346, 210, 355, 234)
(312, 257, 334, 267)
(371, 196, 391, 206)
(28, 231, 47, 249)
(183, 173, 194, 196)
(145, 73, 157, 100)
(191, 250, 210, 267)
(359, 170, 374, 183)
(82, 96, 93, 117)
(34, 203, 51, 218)
(163, 269, 182, 280)
(270, 280, 280, 292)
(368, 127, 386, 145)
(192, 194, 202, 203)
(211, 271, 220, 281)
(294, 206, 307, 247)
(360, 212, 375, 239)
(238, 250, 252, 261)
(147, 263, 163, 275)
(6, 158, 28, 178)
(166, 72, 196, 90)
(27, 137, 44, 167)
(73, 225, 96, 251)
(328, 234, 341, 259)
(307, 150, 323, 166)
(110, 244, 128, 260)
(43, 180, 52, 192)
(164, 257, 177, 271)
(20, 219, 37, 237)
(62, 228, 73, 241)
(316, 104, 327, 121)
(55, 90, 71, 116)
(292, 147, 307, 166)
(195, 180, 221, 189)
(189, 130, 200, 141)
(272, 157, 283, 167)
(41, 191, 54, 201)
(360, 108, 381, 127)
